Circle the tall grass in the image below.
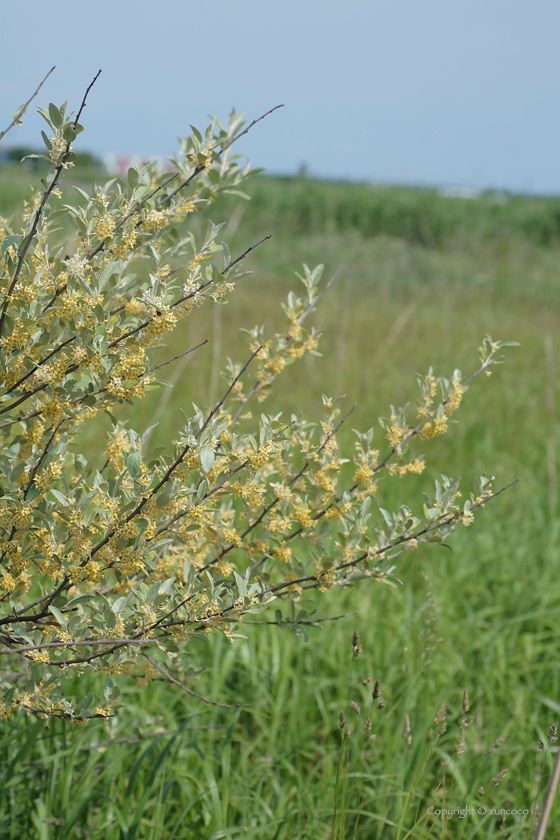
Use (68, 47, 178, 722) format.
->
(1, 168, 559, 837)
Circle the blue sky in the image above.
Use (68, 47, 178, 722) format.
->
(1, 0, 559, 193)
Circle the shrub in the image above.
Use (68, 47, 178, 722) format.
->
(0, 72, 517, 721)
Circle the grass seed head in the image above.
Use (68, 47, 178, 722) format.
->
(372, 679, 381, 700)
(487, 733, 508, 756)
(352, 629, 362, 657)
(434, 703, 446, 727)
(491, 768, 509, 787)
(402, 713, 411, 740)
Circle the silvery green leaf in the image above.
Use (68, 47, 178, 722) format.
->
(112, 597, 127, 614)
(127, 451, 141, 479)
(48, 606, 67, 627)
(234, 571, 247, 598)
(200, 447, 214, 472)
(49, 489, 69, 507)
(103, 678, 113, 701)
(159, 577, 175, 595)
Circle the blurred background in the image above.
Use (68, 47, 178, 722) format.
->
(2, 3, 560, 837)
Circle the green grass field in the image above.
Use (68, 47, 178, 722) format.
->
(1, 166, 560, 838)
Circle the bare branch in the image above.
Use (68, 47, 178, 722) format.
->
(149, 339, 209, 373)
(197, 344, 263, 440)
(144, 655, 247, 708)
(218, 104, 285, 159)
(224, 234, 271, 273)
(243, 611, 357, 626)
(73, 70, 102, 127)
(0, 66, 55, 143)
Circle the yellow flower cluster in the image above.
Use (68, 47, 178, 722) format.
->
(315, 562, 336, 592)
(2, 318, 31, 352)
(222, 526, 242, 547)
(0, 573, 16, 592)
(49, 135, 72, 167)
(273, 544, 292, 563)
(85, 561, 102, 582)
(387, 423, 404, 450)
(248, 444, 273, 471)
(387, 458, 425, 477)
(104, 429, 130, 469)
(143, 210, 168, 232)
(139, 309, 177, 343)
(444, 378, 463, 416)
(215, 558, 233, 576)
(268, 516, 292, 536)
(420, 416, 448, 441)
(292, 505, 313, 529)
(95, 214, 115, 239)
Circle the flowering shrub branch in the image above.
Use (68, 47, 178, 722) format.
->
(0, 72, 518, 721)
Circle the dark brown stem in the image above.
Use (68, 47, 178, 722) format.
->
(5, 337, 76, 394)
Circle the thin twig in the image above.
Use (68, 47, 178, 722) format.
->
(243, 612, 357, 626)
(144, 655, 247, 708)
(0, 66, 56, 142)
(149, 339, 209, 372)
(156, 105, 284, 210)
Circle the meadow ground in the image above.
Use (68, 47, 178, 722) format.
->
(1, 167, 560, 838)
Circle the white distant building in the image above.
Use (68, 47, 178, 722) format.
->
(438, 186, 481, 200)
(103, 152, 175, 176)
